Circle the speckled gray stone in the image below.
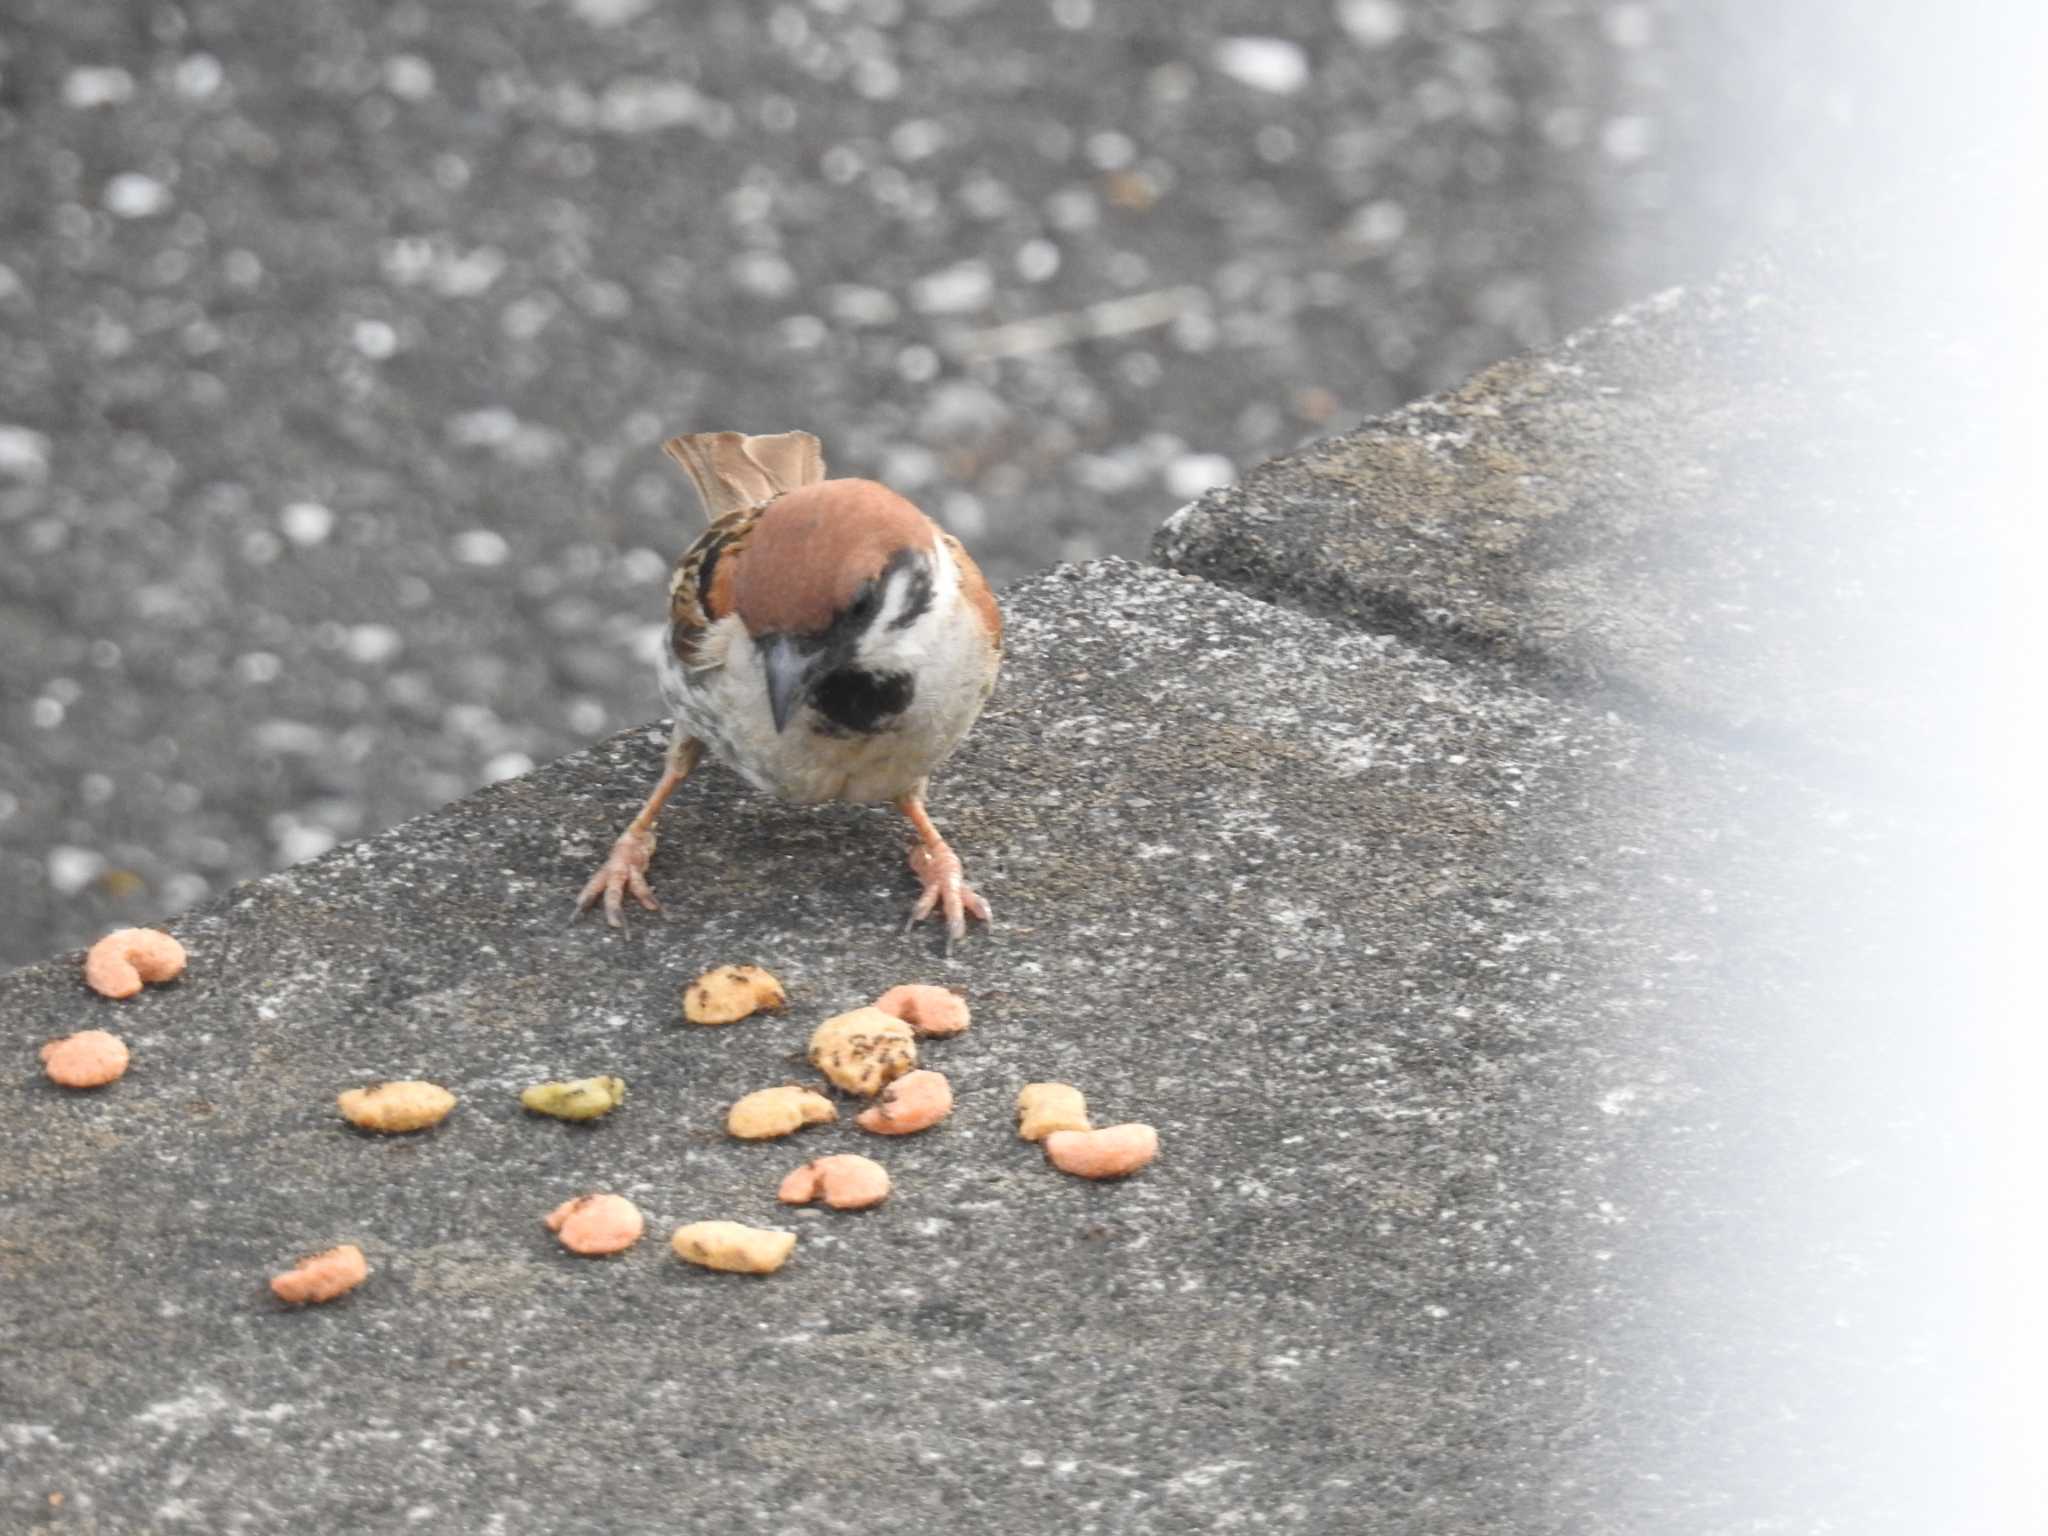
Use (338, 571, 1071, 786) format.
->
(8, 0, 1840, 974)
(1155, 247, 1998, 786)
(0, 560, 1973, 1532)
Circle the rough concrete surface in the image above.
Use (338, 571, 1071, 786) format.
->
(0, 0, 1921, 971)
(1155, 237, 2000, 785)
(0, 560, 1980, 1532)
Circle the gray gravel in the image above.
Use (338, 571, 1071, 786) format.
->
(1, 0, 1894, 969)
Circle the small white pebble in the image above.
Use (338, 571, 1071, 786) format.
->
(1015, 239, 1061, 283)
(730, 250, 796, 299)
(829, 285, 900, 327)
(598, 79, 700, 134)
(0, 425, 52, 482)
(446, 407, 520, 447)
(483, 752, 533, 783)
(383, 55, 436, 100)
(1212, 37, 1310, 95)
(352, 319, 400, 358)
(236, 652, 283, 684)
(1164, 453, 1236, 501)
(1347, 199, 1408, 246)
(104, 173, 170, 219)
(1337, 0, 1405, 47)
(451, 529, 510, 566)
(1045, 187, 1099, 231)
(1085, 131, 1136, 171)
(344, 624, 403, 666)
(48, 846, 105, 895)
(279, 502, 335, 546)
(910, 260, 994, 316)
(895, 345, 940, 383)
(570, 0, 652, 24)
(63, 67, 136, 109)
(175, 54, 224, 98)
(888, 119, 946, 161)
(276, 825, 337, 864)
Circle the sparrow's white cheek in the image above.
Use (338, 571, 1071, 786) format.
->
(873, 562, 929, 634)
(857, 609, 939, 675)
(858, 558, 950, 668)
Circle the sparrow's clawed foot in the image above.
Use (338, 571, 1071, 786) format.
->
(574, 827, 662, 930)
(905, 836, 992, 951)
(898, 792, 990, 950)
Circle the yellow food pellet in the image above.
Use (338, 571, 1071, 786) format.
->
(671, 1220, 796, 1275)
(807, 1007, 916, 1098)
(520, 1076, 627, 1121)
(1016, 1082, 1091, 1142)
(336, 1080, 457, 1134)
(726, 1085, 837, 1140)
(683, 964, 787, 1025)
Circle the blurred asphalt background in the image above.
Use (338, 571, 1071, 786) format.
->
(1, 0, 1898, 968)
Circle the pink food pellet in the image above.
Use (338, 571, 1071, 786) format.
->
(545, 1193, 646, 1255)
(271, 1245, 370, 1305)
(1043, 1124, 1160, 1181)
(83, 928, 187, 1000)
(855, 1069, 954, 1136)
(872, 984, 970, 1038)
(777, 1154, 892, 1211)
(39, 1030, 130, 1089)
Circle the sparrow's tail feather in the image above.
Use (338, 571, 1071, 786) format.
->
(662, 430, 826, 521)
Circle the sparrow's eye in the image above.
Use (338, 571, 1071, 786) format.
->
(848, 587, 878, 621)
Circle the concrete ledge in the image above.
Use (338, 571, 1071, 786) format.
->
(1155, 252, 1994, 785)
(2, 555, 1966, 1530)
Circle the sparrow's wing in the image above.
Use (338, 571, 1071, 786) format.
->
(667, 505, 760, 670)
(662, 430, 826, 521)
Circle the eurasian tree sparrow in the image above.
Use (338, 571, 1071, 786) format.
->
(576, 430, 1001, 946)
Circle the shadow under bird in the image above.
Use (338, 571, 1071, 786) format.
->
(576, 430, 1002, 946)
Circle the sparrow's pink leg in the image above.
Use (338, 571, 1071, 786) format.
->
(896, 791, 992, 950)
(575, 737, 703, 929)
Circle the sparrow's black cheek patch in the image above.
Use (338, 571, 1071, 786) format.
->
(810, 667, 914, 736)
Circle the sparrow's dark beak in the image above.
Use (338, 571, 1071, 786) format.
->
(759, 633, 815, 734)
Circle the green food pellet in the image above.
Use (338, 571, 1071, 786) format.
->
(520, 1076, 627, 1121)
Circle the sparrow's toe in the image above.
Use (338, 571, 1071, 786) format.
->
(575, 829, 662, 931)
(905, 840, 992, 949)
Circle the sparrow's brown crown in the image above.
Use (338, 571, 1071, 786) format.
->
(731, 479, 936, 640)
